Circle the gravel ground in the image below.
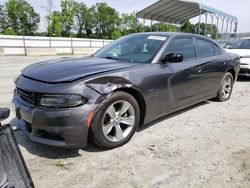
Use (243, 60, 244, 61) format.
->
(0, 56, 250, 188)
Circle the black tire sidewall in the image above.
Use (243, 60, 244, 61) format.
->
(91, 92, 140, 149)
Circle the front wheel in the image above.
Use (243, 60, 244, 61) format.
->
(216, 72, 234, 102)
(91, 92, 140, 149)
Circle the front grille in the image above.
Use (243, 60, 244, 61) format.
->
(38, 130, 64, 141)
(17, 88, 37, 106)
(24, 121, 63, 141)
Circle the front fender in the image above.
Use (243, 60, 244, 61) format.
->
(85, 76, 134, 95)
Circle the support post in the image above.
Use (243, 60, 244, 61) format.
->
(225, 18, 229, 42)
(71, 38, 73, 54)
(135, 12, 138, 33)
(234, 21, 238, 39)
(204, 13, 208, 36)
(210, 13, 214, 38)
(23, 35, 26, 56)
(49, 37, 51, 48)
(221, 16, 225, 40)
(150, 20, 153, 32)
(229, 21, 233, 40)
(142, 19, 145, 32)
(198, 10, 201, 34)
(215, 15, 219, 39)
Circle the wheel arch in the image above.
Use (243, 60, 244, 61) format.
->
(226, 68, 236, 82)
(88, 86, 147, 142)
(113, 87, 146, 126)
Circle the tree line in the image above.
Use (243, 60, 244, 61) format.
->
(0, 0, 220, 39)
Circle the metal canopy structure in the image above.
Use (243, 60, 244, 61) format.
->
(136, 0, 238, 39)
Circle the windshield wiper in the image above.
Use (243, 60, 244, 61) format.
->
(102, 56, 120, 60)
(100, 56, 135, 63)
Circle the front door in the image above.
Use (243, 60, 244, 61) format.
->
(163, 37, 203, 110)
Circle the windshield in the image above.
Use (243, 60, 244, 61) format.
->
(230, 39, 250, 49)
(94, 34, 167, 63)
(223, 41, 237, 49)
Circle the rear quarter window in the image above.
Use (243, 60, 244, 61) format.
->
(196, 39, 215, 58)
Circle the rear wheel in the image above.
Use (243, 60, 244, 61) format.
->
(91, 92, 140, 149)
(216, 72, 234, 102)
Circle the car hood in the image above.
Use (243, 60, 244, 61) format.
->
(226, 49, 250, 57)
(22, 57, 140, 83)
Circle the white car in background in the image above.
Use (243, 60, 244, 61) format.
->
(227, 38, 250, 77)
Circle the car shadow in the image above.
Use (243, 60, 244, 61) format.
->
(138, 101, 210, 132)
(14, 129, 82, 159)
(9, 117, 108, 159)
(237, 77, 250, 82)
(12, 101, 210, 158)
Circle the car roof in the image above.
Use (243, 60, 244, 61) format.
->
(132, 32, 213, 40)
(135, 32, 201, 38)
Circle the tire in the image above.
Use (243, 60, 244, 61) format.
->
(216, 72, 234, 102)
(91, 91, 140, 149)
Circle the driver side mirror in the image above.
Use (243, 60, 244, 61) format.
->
(0, 108, 10, 125)
(162, 53, 183, 64)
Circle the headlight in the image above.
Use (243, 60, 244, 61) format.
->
(39, 94, 87, 108)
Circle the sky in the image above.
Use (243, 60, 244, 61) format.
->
(1, 0, 250, 33)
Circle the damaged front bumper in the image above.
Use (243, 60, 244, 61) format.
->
(12, 75, 102, 148)
(13, 96, 98, 148)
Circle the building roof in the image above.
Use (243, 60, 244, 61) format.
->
(136, 0, 237, 24)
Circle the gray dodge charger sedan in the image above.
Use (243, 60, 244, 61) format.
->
(12, 32, 240, 149)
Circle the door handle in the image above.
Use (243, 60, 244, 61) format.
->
(194, 66, 202, 73)
(197, 69, 202, 73)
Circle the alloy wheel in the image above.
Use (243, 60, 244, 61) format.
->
(222, 76, 232, 100)
(102, 100, 135, 142)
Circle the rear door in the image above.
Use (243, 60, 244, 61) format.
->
(194, 38, 226, 96)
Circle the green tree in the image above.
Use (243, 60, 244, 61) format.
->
(6, 0, 40, 35)
(48, 11, 63, 37)
(194, 23, 220, 39)
(165, 23, 178, 32)
(92, 3, 121, 39)
(60, 0, 76, 37)
(0, 4, 9, 33)
(111, 28, 122, 39)
(181, 20, 220, 39)
(181, 20, 195, 33)
(151, 22, 177, 32)
(149, 22, 178, 32)
(120, 12, 138, 35)
(74, 2, 94, 38)
(3, 27, 16, 35)
(42, 0, 54, 36)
